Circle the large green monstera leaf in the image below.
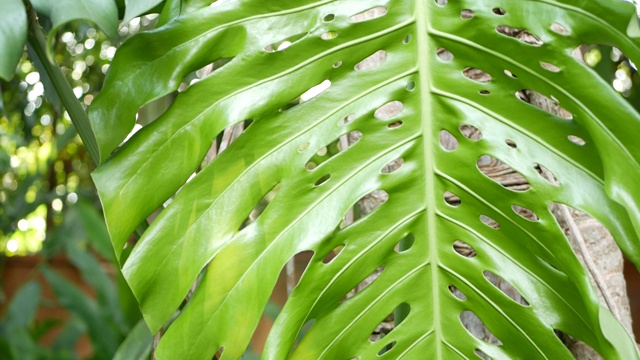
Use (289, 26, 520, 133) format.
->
(91, 0, 640, 358)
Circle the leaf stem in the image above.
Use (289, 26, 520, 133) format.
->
(23, 0, 100, 164)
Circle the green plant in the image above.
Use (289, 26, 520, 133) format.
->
(5, 0, 640, 359)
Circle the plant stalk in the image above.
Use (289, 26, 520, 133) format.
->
(23, 0, 101, 164)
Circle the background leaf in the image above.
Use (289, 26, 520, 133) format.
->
(0, 0, 27, 81)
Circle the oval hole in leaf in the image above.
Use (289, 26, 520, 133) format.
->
(477, 155, 530, 192)
(387, 121, 403, 129)
(321, 31, 338, 40)
(461, 9, 474, 19)
(341, 190, 389, 229)
(215, 347, 224, 358)
(480, 215, 500, 229)
(348, 6, 388, 23)
(483, 271, 530, 306)
(435, 0, 447, 5)
(240, 183, 281, 229)
(460, 311, 503, 345)
(479, 89, 490, 95)
(322, 244, 344, 264)
(496, 25, 543, 46)
(406, 81, 415, 91)
(492, 7, 506, 15)
(533, 162, 560, 185)
(314, 174, 331, 187)
(264, 32, 307, 52)
(342, 265, 385, 302)
(463, 67, 492, 83)
(453, 240, 477, 258)
(381, 158, 404, 174)
(378, 341, 397, 356)
(394, 233, 415, 252)
(370, 303, 409, 342)
(448, 285, 467, 300)
(298, 142, 310, 152)
(459, 124, 483, 140)
(436, 47, 453, 61)
(333, 60, 343, 68)
(308, 130, 361, 168)
(355, 50, 387, 71)
(512, 205, 539, 222)
(540, 61, 561, 72)
(503, 69, 517, 78)
(550, 23, 570, 36)
(306, 162, 317, 170)
(338, 113, 355, 126)
(439, 130, 458, 150)
(403, 34, 413, 44)
(505, 139, 517, 148)
(374, 101, 403, 120)
(444, 191, 460, 207)
(568, 135, 586, 146)
(475, 349, 491, 360)
(515, 89, 573, 119)
(323, 14, 335, 22)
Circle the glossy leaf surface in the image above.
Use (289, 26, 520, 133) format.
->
(31, 0, 118, 40)
(92, 0, 640, 358)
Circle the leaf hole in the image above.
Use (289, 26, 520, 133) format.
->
(439, 130, 458, 150)
(550, 23, 570, 36)
(405, 81, 415, 91)
(314, 174, 331, 187)
(322, 244, 344, 264)
(323, 14, 335, 22)
(381, 158, 404, 174)
(483, 271, 530, 306)
(477, 155, 530, 192)
(333, 60, 343, 68)
(474, 349, 492, 360)
(444, 191, 461, 207)
(533, 163, 560, 185)
(505, 139, 517, 148)
(374, 101, 403, 120)
(378, 341, 397, 356)
(459, 124, 483, 140)
(515, 89, 573, 119)
(403, 34, 412, 44)
(308, 130, 361, 169)
(568, 135, 585, 146)
(349, 6, 388, 23)
(496, 25, 543, 46)
(264, 33, 307, 52)
(321, 31, 338, 40)
(215, 347, 224, 359)
(436, 47, 453, 61)
(341, 190, 389, 229)
(448, 285, 467, 300)
(298, 142, 310, 152)
(435, 0, 448, 6)
(394, 233, 415, 253)
(460, 311, 503, 345)
(480, 215, 500, 229)
(370, 303, 408, 342)
(479, 90, 490, 95)
(540, 61, 561, 72)
(492, 8, 506, 15)
(453, 240, 477, 258)
(463, 67, 492, 83)
(461, 9, 475, 19)
(280, 80, 332, 111)
(305, 162, 317, 170)
(338, 114, 356, 126)
(387, 121, 403, 129)
(503, 69, 517, 78)
(512, 205, 539, 222)
(343, 265, 385, 302)
(355, 50, 388, 71)
(240, 183, 281, 228)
